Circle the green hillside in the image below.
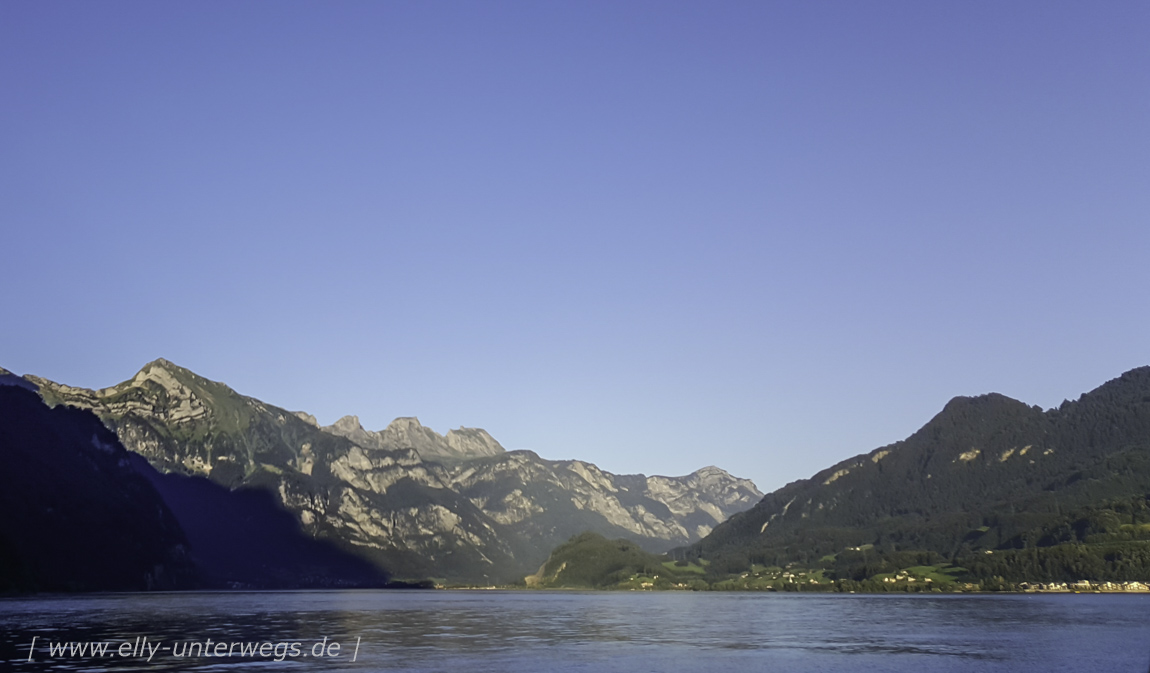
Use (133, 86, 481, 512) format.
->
(525, 532, 709, 590)
(676, 367, 1150, 588)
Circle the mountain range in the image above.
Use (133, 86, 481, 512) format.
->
(9, 359, 1147, 592)
(2, 359, 760, 586)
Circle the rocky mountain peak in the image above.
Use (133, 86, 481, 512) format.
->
(127, 359, 220, 398)
(377, 417, 447, 457)
(683, 466, 757, 492)
(293, 411, 319, 427)
(444, 427, 505, 458)
(332, 415, 365, 433)
(137, 358, 185, 378)
(319, 414, 502, 463)
(692, 465, 728, 479)
(132, 361, 186, 389)
(385, 416, 424, 431)
(320, 415, 381, 453)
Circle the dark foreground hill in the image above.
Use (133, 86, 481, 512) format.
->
(0, 385, 192, 592)
(0, 384, 394, 591)
(683, 367, 1150, 586)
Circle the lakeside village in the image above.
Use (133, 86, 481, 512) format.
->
(680, 559, 1150, 594)
(611, 572, 1150, 594)
(514, 533, 1150, 593)
(1017, 580, 1150, 593)
(518, 553, 1150, 593)
(513, 573, 1150, 593)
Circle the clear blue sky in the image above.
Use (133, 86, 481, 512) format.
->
(2, 1, 1147, 493)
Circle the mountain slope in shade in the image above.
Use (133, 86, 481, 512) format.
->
(0, 381, 404, 591)
(127, 455, 396, 589)
(16, 359, 761, 583)
(0, 384, 193, 592)
(686, 367, 1150, 574)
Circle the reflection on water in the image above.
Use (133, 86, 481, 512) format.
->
(2, 591, 1148, 672)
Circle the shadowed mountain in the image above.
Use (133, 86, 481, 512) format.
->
(0, 382, 400, 592)
(0, 384, 193, 592)
(127, 454, 394, 589)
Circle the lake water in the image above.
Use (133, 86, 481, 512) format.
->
(2, 590, 1148, 672)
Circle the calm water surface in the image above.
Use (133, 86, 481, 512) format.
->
(2, 591, 1148, 672)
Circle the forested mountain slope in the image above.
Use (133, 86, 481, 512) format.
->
(686, 367, 1150, 580)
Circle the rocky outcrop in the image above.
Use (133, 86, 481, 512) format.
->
(444, 426, 506, 459)
(322, 415, 505, 463)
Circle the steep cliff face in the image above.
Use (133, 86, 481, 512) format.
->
(449, 453, 761, 561)
(18, 359, 760, 583)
